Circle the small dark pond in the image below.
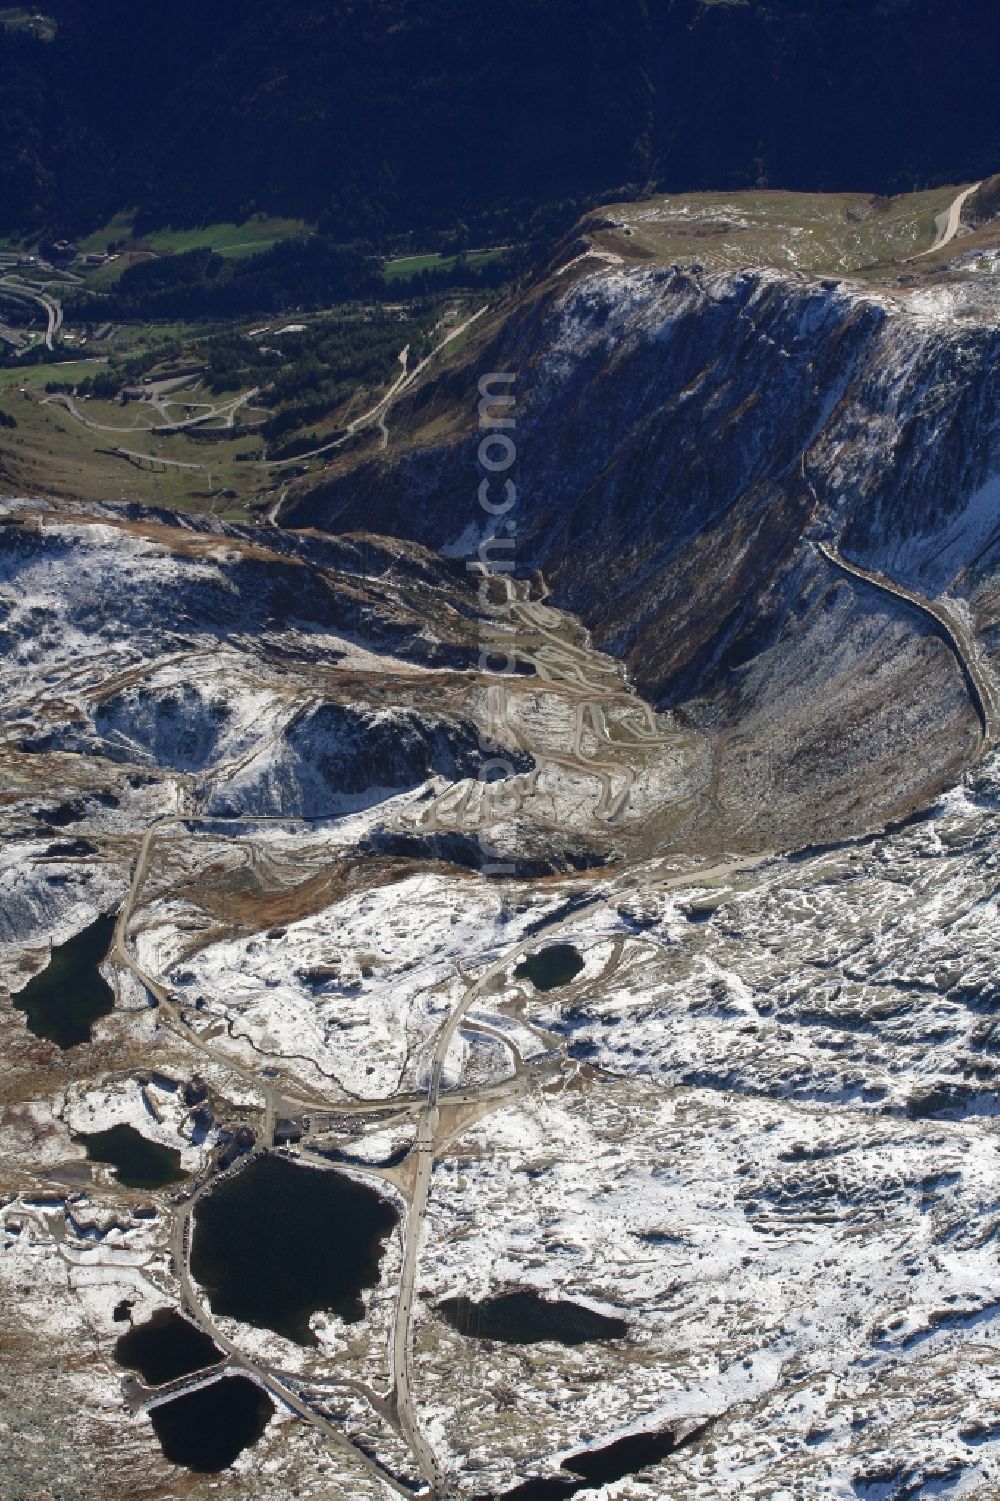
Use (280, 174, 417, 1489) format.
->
(79, 1124, 186, 1191)
(497, 1426, 689, 1500)
(115, 1308, 221, 1385)
(149, 1376, 274, 1473)
(514, 944, 584, 992)
(438, 1290, 627, 1345)
(190, 1154, 398, 1345)
(13, 913, 116, 1048)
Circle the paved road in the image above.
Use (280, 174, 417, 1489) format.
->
(409, 578, 702, 835)
(111, 811, 386, 1114)
(910, 182, 981, 260)
(125, 1356, 234, 1412)
(817, 541, 998, 748)
(166, 1177, 419, 1500)
(108, 444, 208, 473)
(264, 305, 491, 485)
(385, 847, 772, 1497)
(0, 277, 62, 349)
(110, 806, 544, 1494)
(109, 803, 428, 1498)
(45, 387, 259, 435)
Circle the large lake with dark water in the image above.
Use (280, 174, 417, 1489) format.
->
(190, 1154, 398, 1345)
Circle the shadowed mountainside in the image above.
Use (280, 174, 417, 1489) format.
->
(286, 259, 1000, 843)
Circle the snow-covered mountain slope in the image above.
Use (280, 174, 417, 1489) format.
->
(294, 263, 1000, 634)
(291, 263, 1000, 837)
(203, 700, 495, 819)
(0, 506, 501, 812)
(0, 505, 481, 683)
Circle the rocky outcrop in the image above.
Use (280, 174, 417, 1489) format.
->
(204, 702, 527, 819)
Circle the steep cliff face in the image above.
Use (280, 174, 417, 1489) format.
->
(290, 263, 1000, 836)
(294, 264, 1000, 671)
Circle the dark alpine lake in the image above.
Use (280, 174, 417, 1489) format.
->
(438, 1290, 628, 1345)
(13, 913, 116, 1047)
(78, 1124, 186, 1190)
(498, 1426, 686, 1499)
(514, 944, 585, 992)
(149, 1377, 274, 1472)
(114, 1308, 221, 1385)
(190, 1154, 398, 1344)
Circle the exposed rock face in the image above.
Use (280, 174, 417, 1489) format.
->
(64, 683, 235, 772)
(290, 263, 1000, 837)
(204, 701, 503, 819)
(359, 821, 607, 878)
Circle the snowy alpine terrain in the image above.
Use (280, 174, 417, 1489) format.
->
(2, 219, 1000, 1501)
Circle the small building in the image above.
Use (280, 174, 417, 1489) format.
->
(217, 1124, 255, 1171)
(273, 1119, 303, 1146)
(150, 1071, 180, 1093)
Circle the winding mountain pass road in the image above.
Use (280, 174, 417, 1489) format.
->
(264, 304, 490, 485)
(385, 846, 773, 1497)
(407, 580, 702, 836)
(817, 540, 998, 748)
(107, 661, 767, 1497)
(111, 805, 554, 1495)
